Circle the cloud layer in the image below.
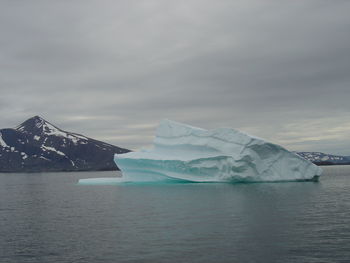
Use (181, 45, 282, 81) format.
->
(1, 0, 350, 154)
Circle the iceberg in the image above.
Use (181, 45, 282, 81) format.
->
(108, 120, 322, 184)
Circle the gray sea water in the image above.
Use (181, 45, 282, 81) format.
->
(0, 166, 350, 263)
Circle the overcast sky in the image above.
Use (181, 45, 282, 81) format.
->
(1, 0, 350, 154)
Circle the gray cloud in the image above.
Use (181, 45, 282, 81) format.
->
(1, 0, 350, 154)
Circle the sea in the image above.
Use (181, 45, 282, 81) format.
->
(0, 166, 349, 263)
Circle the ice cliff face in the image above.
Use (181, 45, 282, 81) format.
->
(113, 120, 322, 183)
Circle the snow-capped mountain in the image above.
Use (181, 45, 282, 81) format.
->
(0, 116, 130, 172)
(295, 152, 350, 165)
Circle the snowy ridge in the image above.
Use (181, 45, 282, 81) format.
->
(16, 116, 89, 146)
(89, 120, 323, 185)
(295, 152, 350, 164)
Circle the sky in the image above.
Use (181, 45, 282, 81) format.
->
(1, 0, 350, 154)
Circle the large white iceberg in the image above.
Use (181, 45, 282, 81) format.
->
(109, 120, 322, 183)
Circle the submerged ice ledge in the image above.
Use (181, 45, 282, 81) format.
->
(79, 120, 322, 185)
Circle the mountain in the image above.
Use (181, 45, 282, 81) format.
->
(295, 152, 350, 165)
(0, 116, 130, 172)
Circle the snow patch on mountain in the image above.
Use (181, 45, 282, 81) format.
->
(43, 122, 68, 137)
(21, 152, 28, 159)
(41, 145, 66, 156)
(42, 121, 88, 145)
(0, 132, 9, 148)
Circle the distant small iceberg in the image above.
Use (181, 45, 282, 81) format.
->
(79, 120, 322, 185)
